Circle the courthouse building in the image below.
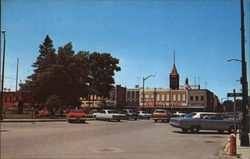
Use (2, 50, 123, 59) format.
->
(127, 60, 221, 112)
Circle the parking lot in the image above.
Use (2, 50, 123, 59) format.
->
(1, 120, 229, 159)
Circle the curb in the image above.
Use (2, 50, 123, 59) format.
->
(0, 119, 66, 122)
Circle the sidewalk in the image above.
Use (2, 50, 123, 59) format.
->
(235, 133, 250, 159)
(222, 133, 250, 159)
(0, 118, 95, 122)
(0, 119, 66, 122)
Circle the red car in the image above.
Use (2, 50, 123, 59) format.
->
(152, 109, 173, 123)
(66, 109, 87, 123)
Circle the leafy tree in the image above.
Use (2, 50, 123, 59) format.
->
(45, 95, 62, 118)
(19, 35, 121, 115)
(223, 100, 234, 112)
(235, 99, 243, 111)
(20, 35, 56, 107)
(88, 52, 121, 97)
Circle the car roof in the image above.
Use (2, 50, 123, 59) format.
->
(70, 109, 84, 111)
(194, 112, 224, 114)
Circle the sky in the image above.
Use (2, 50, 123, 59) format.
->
(1, 0, 250, 100)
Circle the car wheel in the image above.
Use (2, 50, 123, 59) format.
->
(228, 126, 235, 134)
(218, 130, 224, 134)
(117, 119, 120, 122)
(147, 117, 150, 120)
(181, 128, 189, 133)
(191, 126, 200, 133)
(154, 119, 157, 122)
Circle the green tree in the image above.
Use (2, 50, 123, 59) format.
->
(20, 35, 121, 115)
(20, 35, 56, 107)
(45, 95, 62, 118)
(235, 99, 243, 111)
(88, 52, 121, 97)
(223, 100, 234, 112)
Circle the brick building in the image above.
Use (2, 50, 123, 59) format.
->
(128, 59, 222, 112)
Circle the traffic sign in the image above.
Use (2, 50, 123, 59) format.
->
(227, 93, 242, 97)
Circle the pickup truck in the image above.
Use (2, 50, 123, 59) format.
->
(95, 109, 126, 122)
(169, 112, 238, 133)
(121, 109, 139, 120)
(152, 109, 173, 122)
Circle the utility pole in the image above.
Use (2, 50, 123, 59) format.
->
(0, 0, 2, 90)
(16, 58, 19, 92)
(15, 58, 19, 107)
(142, 74, 155, 110)
(240, 0, 249, 146)
(0, 30, 6, 120)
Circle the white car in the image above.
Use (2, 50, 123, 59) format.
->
(95, 109, 126, 121)
(138, 111, 152, 119)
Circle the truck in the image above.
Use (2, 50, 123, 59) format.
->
(95, 109, 126, 122)
(152, 109, 173, 122)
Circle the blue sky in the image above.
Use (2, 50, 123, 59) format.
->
(2, 0, 250, 100)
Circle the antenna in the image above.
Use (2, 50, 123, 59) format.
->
(174, 50, 176, 65)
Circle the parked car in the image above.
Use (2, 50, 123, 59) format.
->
(35, 109, 50, 117)
(138, 111, 152, 119)
(95, 109, 126, 121)
(87, 109, 98, 118)
(172, 112, 187, 118)
(152, 109, 173, 122)
(66, 109, 87, 123)
(169, 112, 238, 133)
(121, 109, 139, 120)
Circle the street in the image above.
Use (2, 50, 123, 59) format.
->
(1, 120, 229, 159)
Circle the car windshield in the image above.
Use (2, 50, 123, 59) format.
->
(141, 111, 148, 113)
(185, 113, 196, 118)
(108, 110, 118, 113)
(154, 110, 165, 113)
(71, 110, 84, 113)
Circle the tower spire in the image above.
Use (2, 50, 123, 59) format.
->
(174, 50, 175, 65)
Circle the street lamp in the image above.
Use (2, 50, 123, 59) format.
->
(0, 30, 6, 120)
(142, 74, 155, 110)
(228, 57, 249, 146)
(227, 59, 242, 62)
(226, 0, 250, 146)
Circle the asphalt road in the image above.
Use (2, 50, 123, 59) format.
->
(1, 120, 229, 159)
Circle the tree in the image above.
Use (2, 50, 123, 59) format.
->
(20, 35, 56, 107)
(223, 100, 234, 112)
(45, 95, 62, 118)
(88, 52, 121, 97)
(20, 35, 121, 115)
(235, 99, 243, 111)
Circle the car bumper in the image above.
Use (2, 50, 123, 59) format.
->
(169, 122, 181, 128)
(67, 117, 87, 122)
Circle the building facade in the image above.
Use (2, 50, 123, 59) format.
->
(126, 87, 140, 109)
(131, 60, 222, 112)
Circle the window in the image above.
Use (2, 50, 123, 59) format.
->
(182, 95, 186, 101)
(127, 92, 130, 99)
(195, 96, 199, 101)
(162, 95, 165, 101)
(201, 96, 204, 101)
(157, 95, 160, 101)
(178, 95, 181, 101)
(167, 95, 170, 101)
(132, 91, 135, 98)
(190, 96, 193, 101)
(173, 94, 176, 101)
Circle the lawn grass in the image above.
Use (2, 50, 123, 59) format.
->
(4, 111, 66, 119)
